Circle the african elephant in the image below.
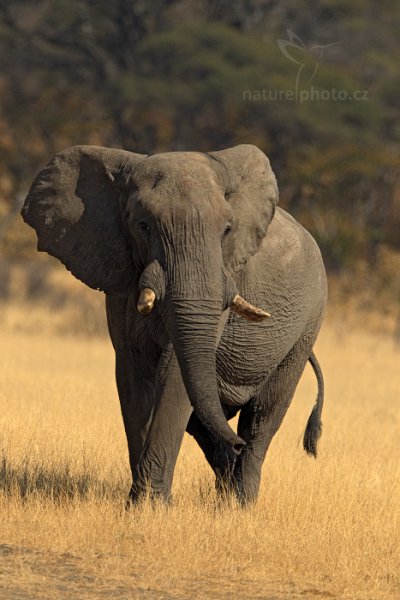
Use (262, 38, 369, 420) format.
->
(22, 144, 327, 504)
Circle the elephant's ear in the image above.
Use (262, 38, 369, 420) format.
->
(208, 144, 278, 274)
(21, 145, 145, 295)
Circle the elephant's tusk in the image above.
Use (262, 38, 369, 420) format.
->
(137, 288, 156, 314)
(231, 294, 271, 322)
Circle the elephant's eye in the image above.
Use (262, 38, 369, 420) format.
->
(137, 221, 151, 236)
(224, 223, 232, 237)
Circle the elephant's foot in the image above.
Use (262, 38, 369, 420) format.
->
(213, 448, 239, 501)
(214, 458, 260, 506)
(214, 465, 235, 497)
(126, 483, 172, 509)
(214, 474, 254, 506)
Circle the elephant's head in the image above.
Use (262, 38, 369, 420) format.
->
(22, 144, 278, 456)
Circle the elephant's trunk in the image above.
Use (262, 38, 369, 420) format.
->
(136, 249, 269, 456)
(161, 292, 246, 456)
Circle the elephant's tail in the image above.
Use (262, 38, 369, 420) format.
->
(303, 351, 324, 458)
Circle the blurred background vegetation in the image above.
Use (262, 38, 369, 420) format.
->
(0, 0, 399, 334)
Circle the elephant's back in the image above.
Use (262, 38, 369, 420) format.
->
(261, 207, 326, 290)
(240, 207, 326, 322)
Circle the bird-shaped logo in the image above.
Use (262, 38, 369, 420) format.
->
(277, 30, 341, 99)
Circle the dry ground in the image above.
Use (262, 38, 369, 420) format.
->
(0, 304, 399, 599)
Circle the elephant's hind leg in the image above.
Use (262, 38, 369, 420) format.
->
(233, 338, 314, 504)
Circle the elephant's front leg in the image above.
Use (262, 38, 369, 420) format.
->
(106, 295, 155, 485)
(186, 412, 236, 495)
(130, 346, 193, 503)
(115, 347, 155, 478)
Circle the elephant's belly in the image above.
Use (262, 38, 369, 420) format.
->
(216, 337, 273, 407)
(217, 376, 257, 406)
(216, 313, 296, 393)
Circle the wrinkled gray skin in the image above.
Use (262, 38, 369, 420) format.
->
(22, 144, 327, 504)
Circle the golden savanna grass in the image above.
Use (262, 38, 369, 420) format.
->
(0, 303, 399, 599)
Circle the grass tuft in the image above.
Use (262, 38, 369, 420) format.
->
(0, 312, 399, 599)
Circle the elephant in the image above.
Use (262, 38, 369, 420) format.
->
(21, 144, 327, 504)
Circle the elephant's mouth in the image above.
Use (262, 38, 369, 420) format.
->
(137, 287, 270, 322)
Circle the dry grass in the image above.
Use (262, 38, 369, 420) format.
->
(0, 304, 399, 599)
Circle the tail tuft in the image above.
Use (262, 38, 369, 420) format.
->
(303, 351, 324, 458)
(303, 404, 322, 457)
